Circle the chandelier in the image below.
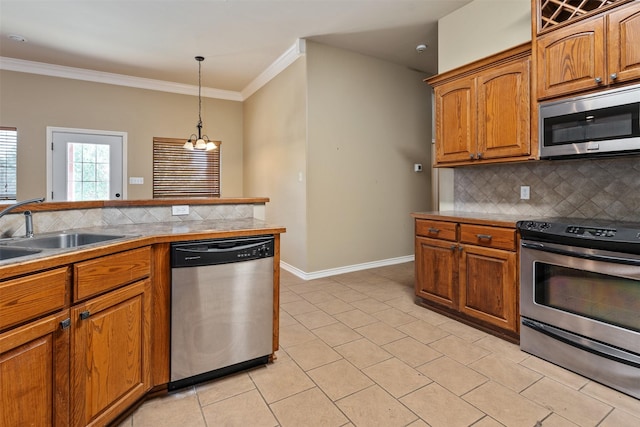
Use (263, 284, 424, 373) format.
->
(183, 56, 217, 151)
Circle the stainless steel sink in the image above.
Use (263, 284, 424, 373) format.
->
(3, 233, 126, 249)
(0, 246, 41, 261)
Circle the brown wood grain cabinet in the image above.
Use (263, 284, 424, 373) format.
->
(71, 247, 152, 427)
(428, 43, 533, 166)
(414, 218, 519, 340)
(0, 247, 152, 427)
(71, 279, 151, 427)
(536, 1, 640, 100)
(0, 310, 71, 427)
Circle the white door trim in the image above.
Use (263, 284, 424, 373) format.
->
(46, 126, 128, 201)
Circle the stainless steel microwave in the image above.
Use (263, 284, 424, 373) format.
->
(539, 84, 640, 159)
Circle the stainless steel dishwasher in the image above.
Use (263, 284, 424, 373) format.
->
(169, 235, 274, 391)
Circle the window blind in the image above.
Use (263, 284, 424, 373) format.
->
(0, 127, 17, 200)
(153, 137, 220, 198)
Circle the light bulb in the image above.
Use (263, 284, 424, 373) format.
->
(195, 138, 207, 149)
(205, 141, 217, 151)
(183, 141, 194, 150)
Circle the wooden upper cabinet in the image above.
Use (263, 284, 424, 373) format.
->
(434, 78, 476, 163)
(536, 1, 640, 100)
(608, 2, 640, 83)
(428, 43, 533, 166)
(536, 16, 606, 98)
(477, 58, 531, 160)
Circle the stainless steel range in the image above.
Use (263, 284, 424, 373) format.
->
(517, 218, 640, 399)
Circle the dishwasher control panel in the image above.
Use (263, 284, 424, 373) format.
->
(171, 235, 274, 268)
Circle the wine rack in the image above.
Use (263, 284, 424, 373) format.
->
(539, 0, 627, 31)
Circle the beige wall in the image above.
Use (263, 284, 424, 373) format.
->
(306, 41, 432, 272)
(244, 42, 432, 274)
(0, 70, 243, 199)
(243, 58, 309, 270)
(438, 0, 531, 73)
(436, 0, 532, 209)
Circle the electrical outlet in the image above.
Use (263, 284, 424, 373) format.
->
(172, 205, 189, 216)
(520, 186, 530, 200)
(129, 177, 144, 185)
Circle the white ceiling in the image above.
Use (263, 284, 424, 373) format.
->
(0, 0, 473, 95)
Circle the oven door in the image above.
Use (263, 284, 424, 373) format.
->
(520, 240, 640, 355)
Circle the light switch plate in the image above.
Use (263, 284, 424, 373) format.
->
(520, 186, 530, 200)
(129, 177, 144, 185)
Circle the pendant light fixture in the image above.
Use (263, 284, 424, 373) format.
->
(183, 56, 217, 151)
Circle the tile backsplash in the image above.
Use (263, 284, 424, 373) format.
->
(0, 203, 256, 238)
(454, 156, 640, 221)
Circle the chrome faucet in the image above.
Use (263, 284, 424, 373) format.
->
(0, 197, 45, 237)
(24, 210, 34, 238)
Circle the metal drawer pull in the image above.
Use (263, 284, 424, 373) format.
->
(79, 310, 91, 320)
(60, 318, 71, 330)
(595, 76, 602, 84)
(610, 73, 618, 80)
(428, 227, 440, 234)
(450, 244, 457, 251)
(477, 234, 492, 240)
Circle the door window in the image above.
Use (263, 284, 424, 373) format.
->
(48, 127, 126, 201)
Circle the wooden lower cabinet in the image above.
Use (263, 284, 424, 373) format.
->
(71, 279, 151, 427)
(415, 237, 458, 309)
(0, 310, 70, 427)
(459, 245, 517, 332)
(0, 247, 152, 427)
(414, 218, 519, 339)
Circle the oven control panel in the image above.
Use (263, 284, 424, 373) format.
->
(517, 219, 640, 254)
(565, 226, 616, 238)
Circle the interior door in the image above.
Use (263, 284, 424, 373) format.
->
(48, 128, 125, 201)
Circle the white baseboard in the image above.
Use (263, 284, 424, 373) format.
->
(280, 255, 415, 281)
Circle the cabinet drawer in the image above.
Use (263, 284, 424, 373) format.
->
(74, 246, 151, 301)
(460, 224, 516, 251)
(416, 220, 457, 241)
(0, 267, 69, 331)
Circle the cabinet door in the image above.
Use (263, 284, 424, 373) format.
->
(0, 311, 70, 427)
(477, 58, 531, 159)
(536, 16, 606, 99)
(434, 77, 476, 163)
(71, 279, 151, 427)
(415, 237, 458, 309)
(459, 245, 517, 333)
(608, 2, 640, 84)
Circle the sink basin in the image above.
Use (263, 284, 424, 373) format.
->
(0, 246, 41, 261)
(3, 233, 126, 249)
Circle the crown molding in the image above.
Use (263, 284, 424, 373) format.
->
(0, 56, 243, 102)
(0, 40, 306, 102)
(240, 39, 306, 100)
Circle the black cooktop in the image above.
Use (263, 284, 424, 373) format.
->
(517, 217, 640, 253)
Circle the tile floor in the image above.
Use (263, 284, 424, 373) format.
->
(117, 262, 640, 427)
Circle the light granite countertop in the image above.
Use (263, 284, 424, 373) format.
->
(0, 218, 286, 270)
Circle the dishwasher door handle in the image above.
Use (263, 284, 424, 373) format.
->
(175, 240, 265, 254)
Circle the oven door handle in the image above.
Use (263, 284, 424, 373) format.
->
(522, 318, 640, 368)
(521, 242, 640, 266)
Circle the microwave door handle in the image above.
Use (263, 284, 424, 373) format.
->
(521, 242, 640, 266)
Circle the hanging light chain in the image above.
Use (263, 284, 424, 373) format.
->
(184, 55, 218, 151)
